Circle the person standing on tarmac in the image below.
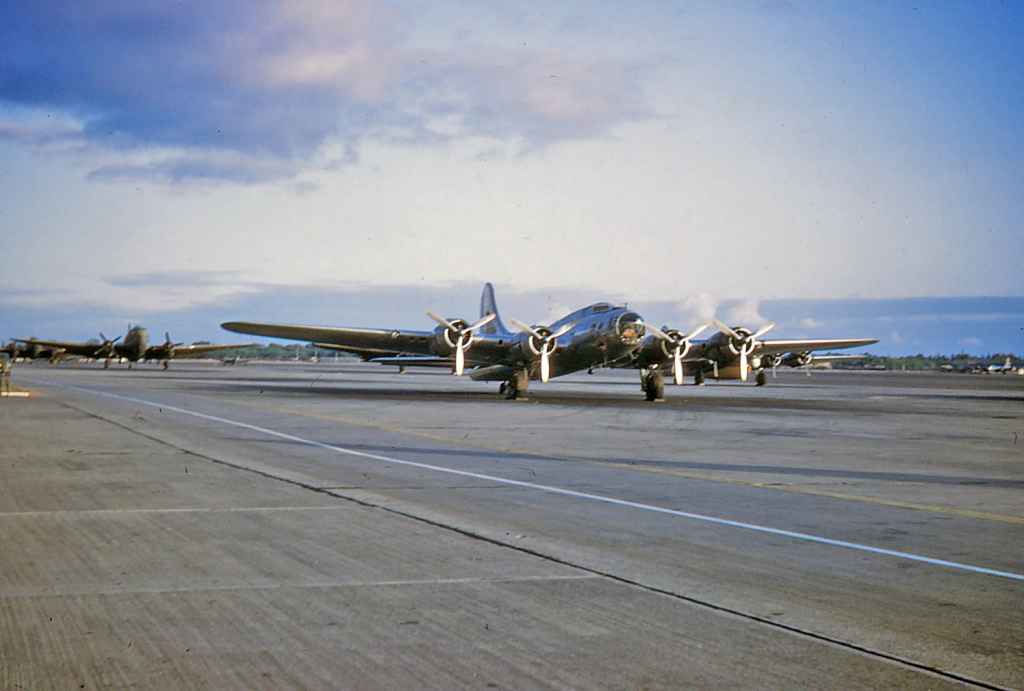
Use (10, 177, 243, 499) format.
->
(0, 355, 12, 395)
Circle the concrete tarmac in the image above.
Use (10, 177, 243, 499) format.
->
(2, 362, 1022, 689)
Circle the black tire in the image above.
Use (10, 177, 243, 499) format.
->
(644, 371, 665, 401)
(756, 370, 767, 386)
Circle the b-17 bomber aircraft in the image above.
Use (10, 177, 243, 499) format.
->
(222, 283, 877, 401)
(4, 338, 67, 363)
(15, 326, 253, 369)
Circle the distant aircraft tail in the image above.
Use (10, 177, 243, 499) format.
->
(479, 283, 510, 336)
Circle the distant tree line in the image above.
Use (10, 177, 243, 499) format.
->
(219, 344, 357, 360)
(833, 353, 1021, 371)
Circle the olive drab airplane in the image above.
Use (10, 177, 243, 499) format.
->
(222, 283, 877, 401)
(15, 326, 253, 369)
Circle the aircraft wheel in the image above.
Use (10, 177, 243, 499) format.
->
(644, 369, 665, 401)
(506, 370, 529, 400)
(756, 370, 767, 387)
(162, 361, 169, 370)
(694, 370, 704, 386)
(498, 382, 507, 395)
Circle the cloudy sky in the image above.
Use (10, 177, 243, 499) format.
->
(2, 1, 1021, 354)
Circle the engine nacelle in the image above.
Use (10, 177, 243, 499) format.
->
(711, 362, 746, 380)
(431, 319, 469, 357)
(781, 352, 813, 368)
(518, 326, 554, 360)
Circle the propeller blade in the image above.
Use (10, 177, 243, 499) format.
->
(673, 349, 683, 386)
(740, 348, 749, 382)
(541, 349, 550, 383)
(165, 332, 172, 344)
(684, 324, 710, 341)
(751, 322, 776, 340)
(467, 313, 496, 332)
(426, 311, 458, 332)
(455, 343, 465, 376)
(549, 322, 574, 340)
(509, 318, 545, 340)
(712, 319, 742, 340)
(642, 322, 672, 342)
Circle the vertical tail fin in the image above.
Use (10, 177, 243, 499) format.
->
(479, 283, 509, 336)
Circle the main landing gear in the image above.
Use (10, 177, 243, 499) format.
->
(694, 369, 705, 386)
(755, 369, 767, 386)
(501, 369, 530, 400)
(641, 368, 665, 402)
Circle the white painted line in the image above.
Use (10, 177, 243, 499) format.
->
(40, 380, 1024, 583)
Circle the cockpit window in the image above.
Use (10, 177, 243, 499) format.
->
(617, 312, 645, 344)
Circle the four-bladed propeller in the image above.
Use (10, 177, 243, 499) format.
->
(643, 323, 710, 385)
(426, 312, 496, 376)
(712, 319, 774, 381)
(509, 319, 575, 383)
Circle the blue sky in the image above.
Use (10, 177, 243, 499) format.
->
(1, 2, 1022, 354)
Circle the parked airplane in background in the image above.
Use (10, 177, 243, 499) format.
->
(223, 284, 878, 401)
(15, 327, 252, 369)
(987, 356, 1015, 374)
(3, 339, 67, 363)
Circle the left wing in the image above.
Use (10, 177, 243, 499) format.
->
(755, 338, 877, 356)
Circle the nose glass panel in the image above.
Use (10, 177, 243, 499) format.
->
(617, 312, 645, 344)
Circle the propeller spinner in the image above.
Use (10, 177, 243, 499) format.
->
(508, 319, 575, 383)
(426, 312, 496, 376)
(712, 319, 775, 382)
(643, 323, 709, 385)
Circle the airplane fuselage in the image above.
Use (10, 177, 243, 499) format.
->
(516, 304, 645, 380)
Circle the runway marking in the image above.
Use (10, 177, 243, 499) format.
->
(595, 462, 1024, 526)
(180, 391, 1024, 526)
(41, 382, 1024, 583)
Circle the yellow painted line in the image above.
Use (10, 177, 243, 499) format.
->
(173, 392, 1024, 526)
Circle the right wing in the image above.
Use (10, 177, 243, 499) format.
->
(169, 343, 257, 359)
(15, 338, 101, 357)
(222, 322, 437, 357)
(755, 338, 878, 356)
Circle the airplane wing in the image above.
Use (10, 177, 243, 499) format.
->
(14, 338, 101, 357)
(755, 338, 878, 356)
(222, 322, 437, 357)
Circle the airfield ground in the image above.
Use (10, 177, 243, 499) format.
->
(2, 362, 1022, 689)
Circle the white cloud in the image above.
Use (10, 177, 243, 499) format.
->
(799, 317, 823, 329)
(724, 300, 766, 327)
(675, 293, 719, 327)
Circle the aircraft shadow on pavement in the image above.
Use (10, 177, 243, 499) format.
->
(219, 433, 1024, 488)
